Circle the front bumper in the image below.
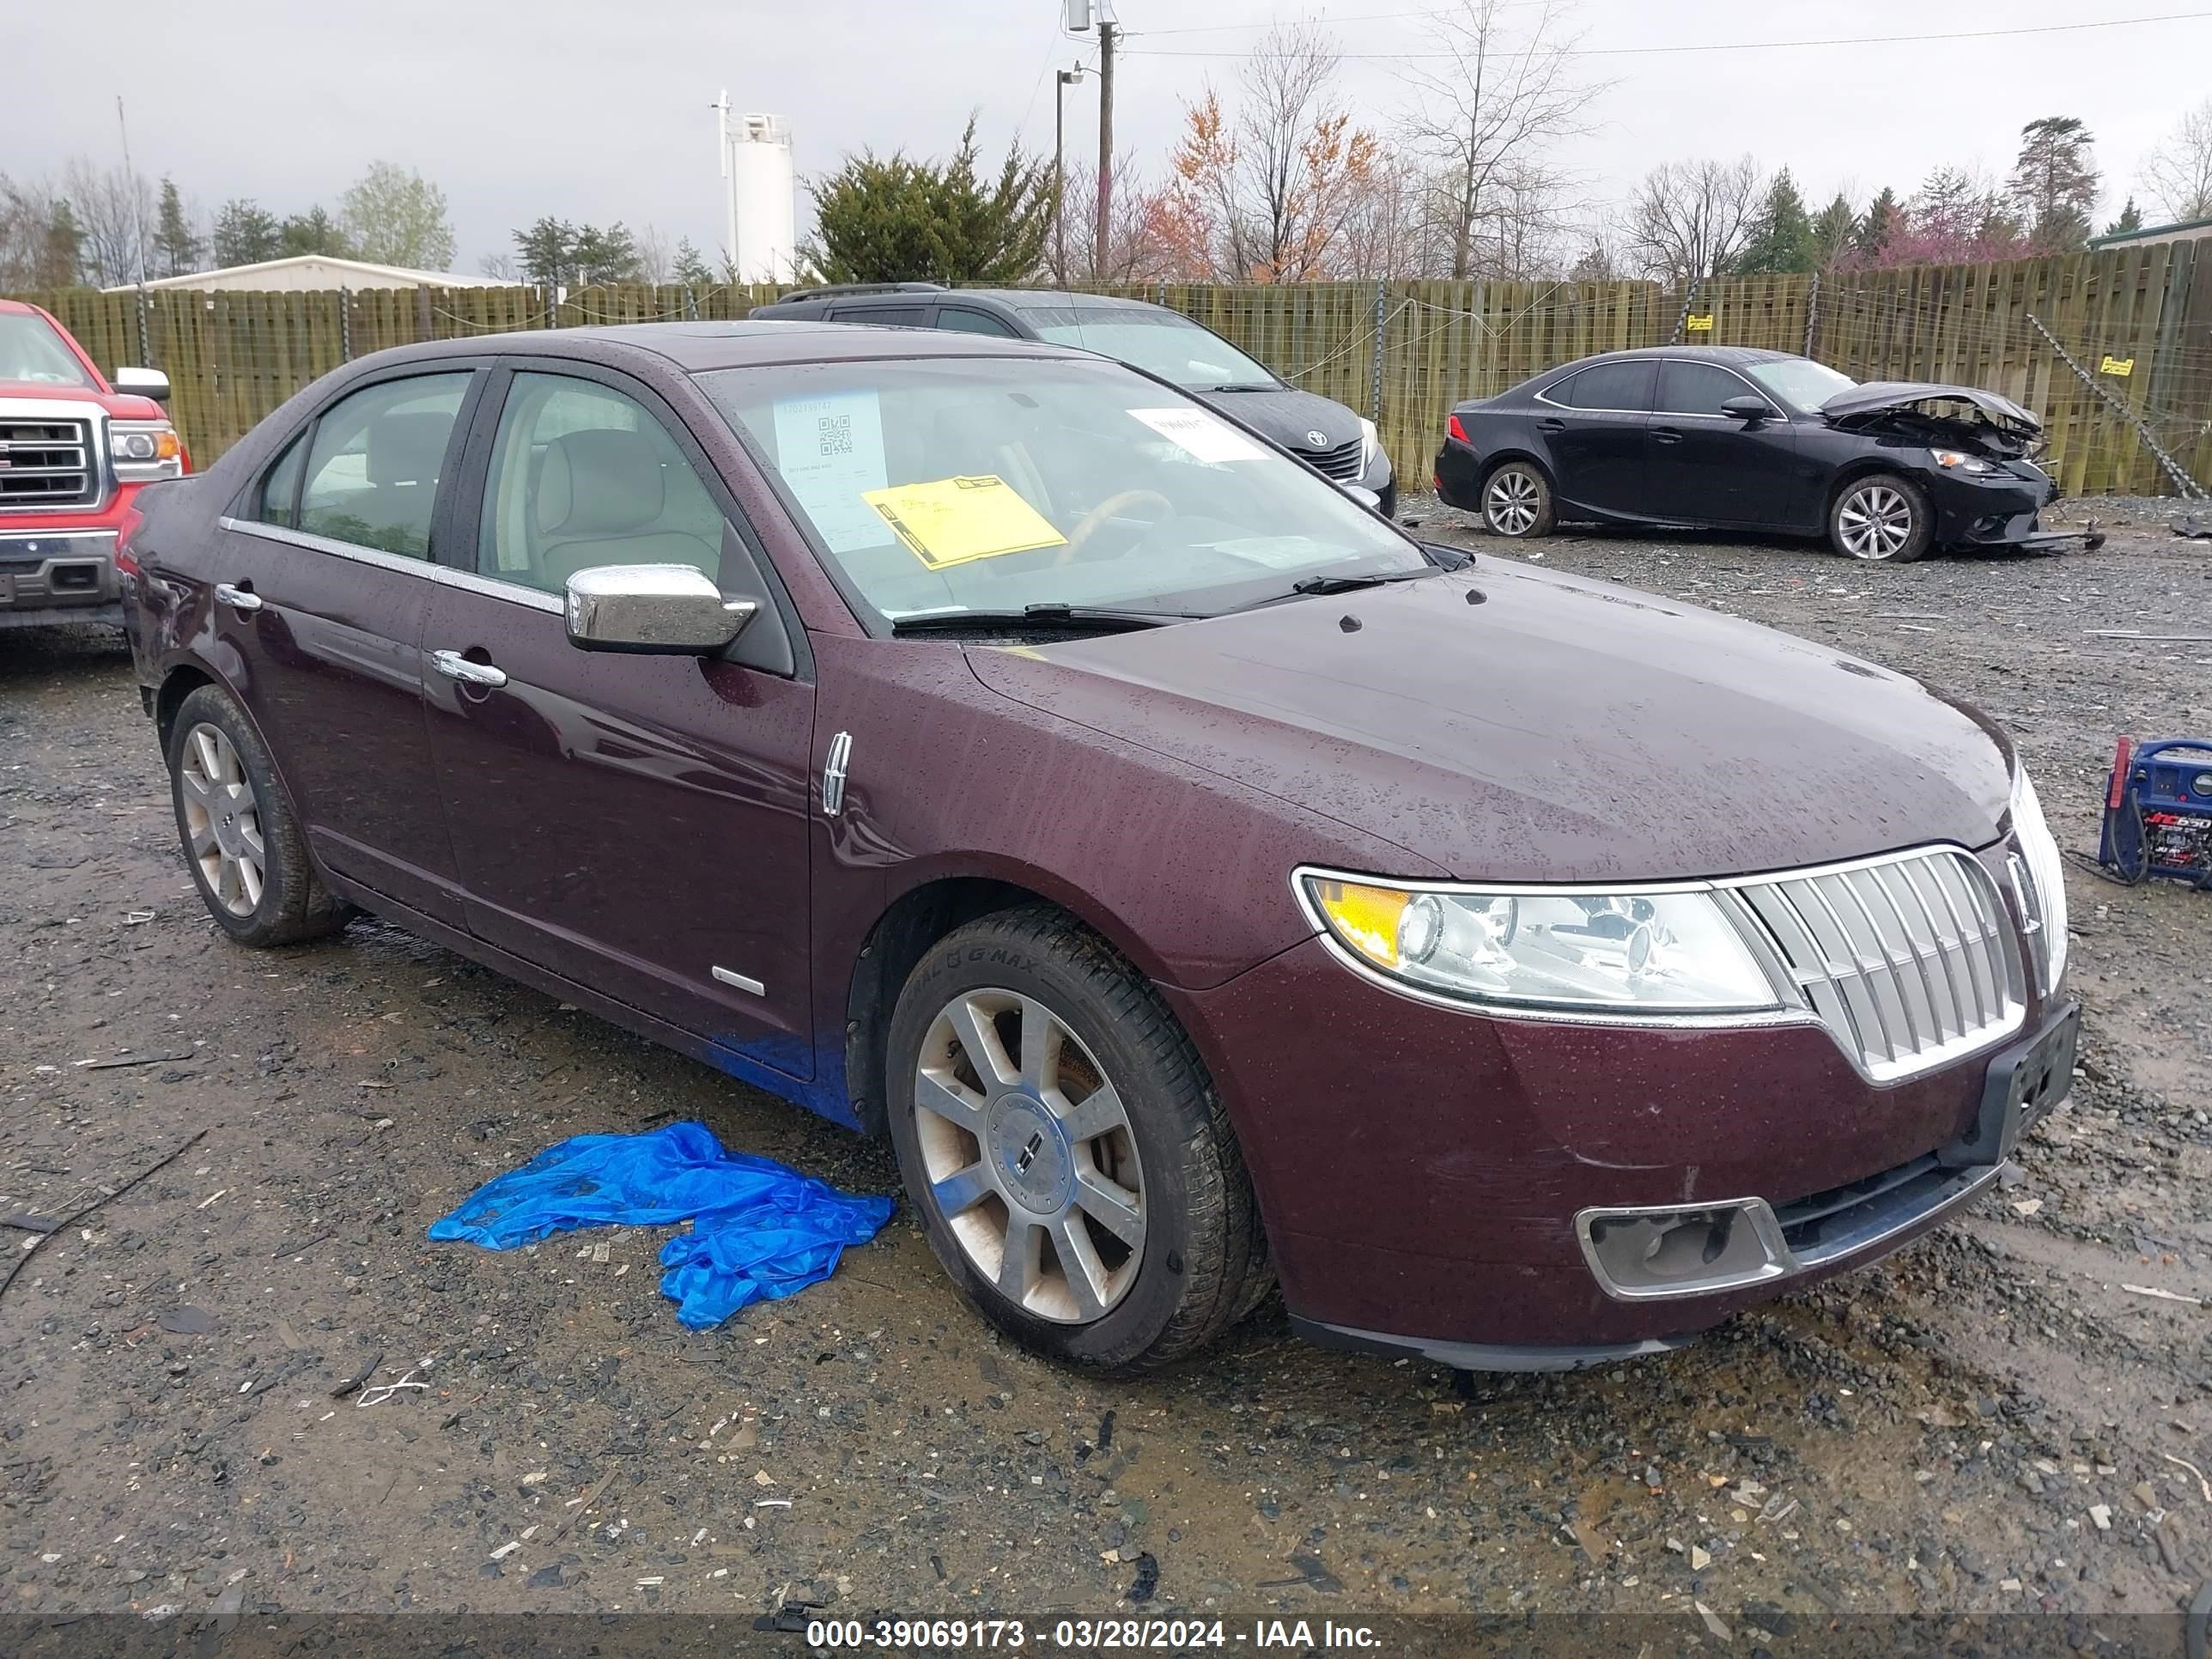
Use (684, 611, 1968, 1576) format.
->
(1170, 924, 2070, 1370)
(1925, 459, 2096, 550)
(0, 529, 124, 629)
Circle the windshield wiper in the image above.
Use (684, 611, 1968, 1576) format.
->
(1198, 381, 1278, 393)
(890, 602, 1198, 637)
(1284, 568, 1443, 597)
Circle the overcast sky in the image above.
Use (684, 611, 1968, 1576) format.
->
(12, 0, 2211, 271)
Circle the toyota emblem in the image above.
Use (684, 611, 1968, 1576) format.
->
(1306, 430, 1328, 447)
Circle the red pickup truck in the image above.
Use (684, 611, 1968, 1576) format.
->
(1, 297, 187, 631)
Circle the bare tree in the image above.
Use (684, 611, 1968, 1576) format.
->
(1158, 22, 1382, 282)
(1399, 0, 1605, 280)
(1626, 156, 1763, 284)
(0, 173, 81, 289)
(1057, 154, 1174, 284)
(1333, 152, 1450, 277)
(1472, 159, 1582, 278)
(2139, 98, 2212, 223)
(62, 157, 155, 287)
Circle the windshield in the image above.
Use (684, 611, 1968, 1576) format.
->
(1746, 357, 1855, 413)
(0, 313, 95, 388)
(1021, 307, 1278, 391)
(701, 356, 1419, 629)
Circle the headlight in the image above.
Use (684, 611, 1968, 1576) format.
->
(1931, 449, 1994, 474)
(2008, 766, 2068, 992)
(1358, 416, 1382, 477)
(1298, 872, 1781, 1015)
(111, 419, 183, 483)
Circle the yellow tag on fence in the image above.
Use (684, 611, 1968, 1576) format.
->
(1685, 313, 1714, 332)
(862, 475, 1067, 570)
(2100, 355, 2134, 377)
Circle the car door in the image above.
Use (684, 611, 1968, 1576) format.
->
(417, 363, 817, 1073)
(205, 366, 485, 924)
(1646, 360, 1804, 527)
(1533, 359, 1655, 515)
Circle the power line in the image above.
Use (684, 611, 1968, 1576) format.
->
(1121, 9, 2212, 60)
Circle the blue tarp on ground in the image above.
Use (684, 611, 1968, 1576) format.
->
(428, 1121, 894, 1329)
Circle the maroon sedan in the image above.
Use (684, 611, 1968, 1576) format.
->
(118, 323, 2076, 1373)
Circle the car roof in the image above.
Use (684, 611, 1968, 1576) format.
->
(343, 319, 1098, 375)
(1563, 344, 1799, 367)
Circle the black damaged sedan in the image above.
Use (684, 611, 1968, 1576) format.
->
(1434, 345, 2103, 563)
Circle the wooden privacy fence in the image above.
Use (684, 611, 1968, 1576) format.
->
(10, 244, 2209, 496)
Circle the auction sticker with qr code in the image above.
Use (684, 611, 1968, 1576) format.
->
(771, 392, 890, 551)
(862, 475, 1067, 569)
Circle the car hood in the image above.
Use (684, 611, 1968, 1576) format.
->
(964, 561, 2013, 884)
(1192, 383, 1365, 457)
(1821, 380, 2041, 437)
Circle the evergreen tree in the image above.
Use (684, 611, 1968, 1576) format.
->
(2008, 116, 2100, 251)
(210, 199, 282, 267)
(2104, 197, 2143, 236)
(1734, 169, 1814, 273)
(513, 217, 578, 286)
(151, 177, 201, 277)
(280, 206, 353, 258)
(1809, 191, 1856, 270)
(671, 236, 715, 287)
(1851, 187, 1903, 263)
(808, 117, 1055, 285)
(572, 222, 641, 284)
(42, 199, 85, 287)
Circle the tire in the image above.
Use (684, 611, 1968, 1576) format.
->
(884, 905, 1270, 1371)
(1481, 459, 1556, 539)
(166, 684, 350, 948)
(1829, 472, 1933, 562)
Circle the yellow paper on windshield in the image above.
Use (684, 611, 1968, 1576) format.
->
(862, 475, 1066, 570)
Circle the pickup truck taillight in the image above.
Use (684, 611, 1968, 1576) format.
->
(111, 419, 185, 483)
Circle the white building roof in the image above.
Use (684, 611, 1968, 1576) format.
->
(112, 255, 510, 293)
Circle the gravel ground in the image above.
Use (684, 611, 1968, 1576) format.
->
(2, 514, 2209, 1642)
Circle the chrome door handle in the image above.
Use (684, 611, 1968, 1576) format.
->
(214, 582, 263, 613)
(429, 649, 507, 689)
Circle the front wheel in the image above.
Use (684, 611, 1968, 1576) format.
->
(1482, 460, 1556, 538)
(884, 906, 1269, 1371)
(1829, 473, 1933, 562)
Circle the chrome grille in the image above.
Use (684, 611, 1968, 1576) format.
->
(1294, 435, 1364, 481)
(0, 417, 96, 508)
(1734, 848, 2025, 1082)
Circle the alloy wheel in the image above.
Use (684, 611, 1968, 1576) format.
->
(1486, 468, 1540, 535)
(1837, 484, 1914, 559)
(179, 723, 265, 917)
(913, 988, 1146, 1324)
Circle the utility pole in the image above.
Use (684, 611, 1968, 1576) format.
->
(116, 95, 148, 286)
(1054, 67, 1085, 284)
(1094, 15, 1115, 282)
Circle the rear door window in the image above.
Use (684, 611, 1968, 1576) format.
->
(1553, 361, 1656, 413)
(296, 374, 471, 557)
(1658, 361, 1760, 416)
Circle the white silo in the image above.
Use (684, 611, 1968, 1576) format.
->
(717, 97, 797, 283)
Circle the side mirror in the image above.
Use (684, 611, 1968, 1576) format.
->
(564, 564, 756, 654)
(1335, 481, 1382, 513)
(1721, 394, 1777, 422)
(112, 367, 171, 402)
